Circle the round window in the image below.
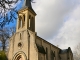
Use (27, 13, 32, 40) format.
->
(18, 42, 23, 49)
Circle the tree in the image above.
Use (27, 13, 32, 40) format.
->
(0, 0, 22, 27)
(0, 0, 36, 27)
(73, 43, 80, 60)
(0, 27, 10, 51)
(0, 27, 16, 51)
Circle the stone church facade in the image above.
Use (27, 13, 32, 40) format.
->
(8, 0, 74, 60)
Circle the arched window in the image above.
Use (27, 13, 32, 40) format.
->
(27, 14, 35, 31)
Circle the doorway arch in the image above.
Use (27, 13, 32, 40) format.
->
(12, 51, 27, 60)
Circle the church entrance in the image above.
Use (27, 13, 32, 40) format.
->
(12, 51, 27, 60)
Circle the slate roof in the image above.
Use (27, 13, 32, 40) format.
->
(59, 47, 72, 54)
(23, 0, 32, 9)
(59, 49, 68, 54)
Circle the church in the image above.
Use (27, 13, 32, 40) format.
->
(8, 0, 74, 60)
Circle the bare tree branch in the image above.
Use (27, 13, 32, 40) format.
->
(0, 27, 16, 51)
(73, 43, 80, 60)
(0, 0, 22, 27)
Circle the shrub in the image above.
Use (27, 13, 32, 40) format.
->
(0, 51, 7, 60)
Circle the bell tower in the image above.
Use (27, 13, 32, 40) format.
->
(8, 1, 38, 60)
(16, 0, 36, 32)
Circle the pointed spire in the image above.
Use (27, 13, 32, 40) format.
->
(22, 0, 36, 15)
(23, 0, 32, 9)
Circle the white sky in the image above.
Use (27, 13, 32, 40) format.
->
(31, 0, 80, 51)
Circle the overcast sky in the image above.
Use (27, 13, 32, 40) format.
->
(30, 0, 80, 51)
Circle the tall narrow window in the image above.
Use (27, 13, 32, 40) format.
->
(20, 20, 22, 28)
(23, 14, 25, 26)
(29, 15, 31, 29)
(46, 48, 48, 60)
(19, 16, 23, 28)
(51, 50, 55, 60)
(54, 51, 55, 60)
(31, 17, 34, 31)
(29, 19, 30, 28)
(20, 33, 22, 40)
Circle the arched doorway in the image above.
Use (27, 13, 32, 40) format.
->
(16, 55, 22, 60)
(12, 51, 27, 60)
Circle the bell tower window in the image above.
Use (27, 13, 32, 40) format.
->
(18, 16, 23, 28)
(20, 19, 22, 28)
(28, 15, 35, 32)
(23, 14, 25, 26)
(29, 15, 31, 29)
(18, 14, 25, 29)
(31, 17, 34, 31)
(16, 6, 36, 32)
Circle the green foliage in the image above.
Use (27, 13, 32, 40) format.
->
(0, 51, 7, 60)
